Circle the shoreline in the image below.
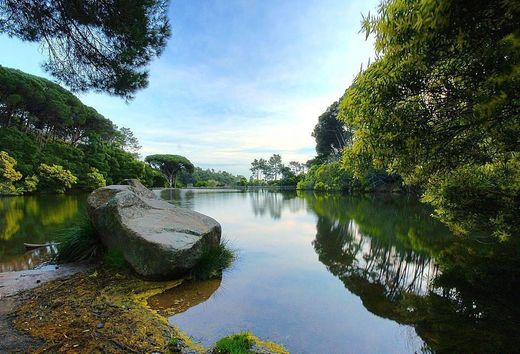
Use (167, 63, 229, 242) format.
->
(0, 266, 288, 353)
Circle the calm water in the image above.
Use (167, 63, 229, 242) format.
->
(156, 190, 453, 354)
(2, 190, 518, 353)
(0, 194, 87, 272)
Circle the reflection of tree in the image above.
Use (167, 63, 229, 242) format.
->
(250, 190, 304, 220)
(314, 217, 438, 300)
(306, 193, 520, 353)
(0, 194, 86, 270)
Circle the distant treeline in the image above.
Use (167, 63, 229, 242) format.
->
(178, 167, 247, 188)
(0, 67, 248, 194)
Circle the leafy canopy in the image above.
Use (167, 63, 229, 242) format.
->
(0, 0, 171, 99)
(145, 154, 194, 187)
(339, 0, 520, 238)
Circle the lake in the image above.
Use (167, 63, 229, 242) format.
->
(1, 189, 518, 353)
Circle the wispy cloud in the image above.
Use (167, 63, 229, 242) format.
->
(0, 0, 378, 176)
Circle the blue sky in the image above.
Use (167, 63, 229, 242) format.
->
(0, 0, 378, 176)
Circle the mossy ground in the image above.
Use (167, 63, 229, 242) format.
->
(11, 268, 288, 354)
(13, 267, 203, 353)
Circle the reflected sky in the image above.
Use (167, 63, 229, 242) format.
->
(158, 190, 435, 353)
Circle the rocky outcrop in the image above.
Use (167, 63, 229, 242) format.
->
(87, 179, 221, 279)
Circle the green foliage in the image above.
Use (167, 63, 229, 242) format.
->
(182, 167, 245, 187)
(0, 66, 118, 143)
(195, 179, 219, 188)
(297, 161, 362, 192)
(0, 150, 22, 195)
(422, 156, 520, 239)
(85, 168, 107, 191)
(37, 163, 78, 194)
(0, 2, 170, 99)
(56, 217, 103, 263)
(312, 100, 352, 159)
(145, 154, 194, 188)
(24, 175, 39, 193)
(0, 67, 156, 194)
(190, 240, 236, 281)
(213, 333, 252, 354)
(337, 0, 520, 236)
(250, 155, 304, 185)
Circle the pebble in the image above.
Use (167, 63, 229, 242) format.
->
(96, 322, 104, 329)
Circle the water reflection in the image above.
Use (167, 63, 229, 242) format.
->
(0, 194, 87, 271)
(148, 278, 222, 316)
(158, 190, 520, 353)
(304, 192, 520, 353)
(250, 190, 304, 219)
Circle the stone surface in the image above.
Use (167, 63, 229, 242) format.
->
(87, 180, 221, 279)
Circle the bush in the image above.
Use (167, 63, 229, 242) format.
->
(85, 168, 106, 190)
(0, 150, 23, 195)
(297, 162, 357, 192)
(422, 156, 520, 240)
(214, 333, 252, 354)
(37, 163, 78, 193)
(24, 175, 39, 193)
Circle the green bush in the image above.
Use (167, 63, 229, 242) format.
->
(422, 156, 520, 240)
(24, 175, 39, 193)
(0, 150, 23, 195)
(85, 168, 106, 190)
(37, 163, 78, 193)
(214, 333, 252, 354)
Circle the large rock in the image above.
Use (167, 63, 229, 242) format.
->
(87, 179, 221, 279)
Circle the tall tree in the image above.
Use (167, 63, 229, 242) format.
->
(268, 154, 283, 181)
(145, 154, 194, 188)
(312, 101, 352, 159)
(340, 0, 520, 237)
(250, 159, 261, 180)
(0, 0, 171, 99)
(289, 161, 304, 174)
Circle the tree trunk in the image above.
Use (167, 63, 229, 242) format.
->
(173, 172, 178, 188)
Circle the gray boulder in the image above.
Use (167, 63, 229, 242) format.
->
(87, 179, 221, 279)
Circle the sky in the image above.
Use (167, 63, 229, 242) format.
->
(0, 0, 378, 177)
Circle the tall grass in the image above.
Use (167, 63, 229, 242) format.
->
(55, 215, 104, 263)
(190, 239, 236, 280)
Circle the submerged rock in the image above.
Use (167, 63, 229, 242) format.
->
(87, 179, 221, 279)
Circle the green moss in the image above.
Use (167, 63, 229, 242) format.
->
(190, 239, 236, 280)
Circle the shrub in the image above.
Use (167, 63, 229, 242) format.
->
(24, 175, 39, 193)
(37, 163, 78, 193)
(85, 168, 106, 190)
(214, 333, 252, 354)
(0, 150, 23, 195)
